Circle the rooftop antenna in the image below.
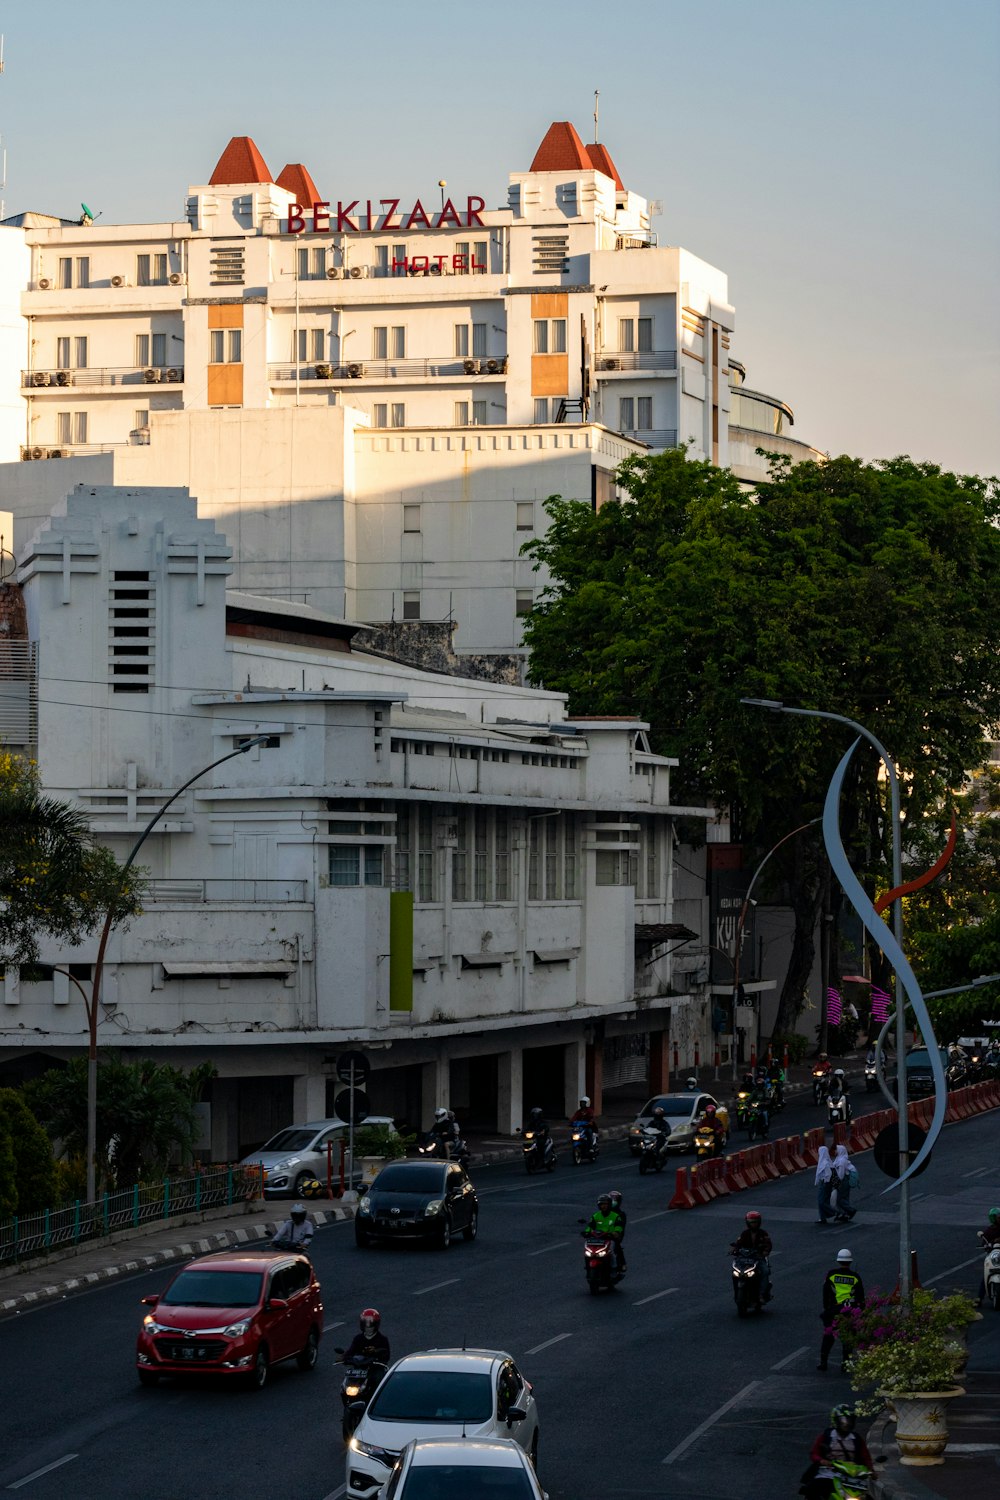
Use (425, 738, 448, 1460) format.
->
(593, 88, 599, 143)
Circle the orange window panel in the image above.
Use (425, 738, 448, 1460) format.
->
(207, 364, 243, 406)
(531, 293, 568, 319)
(531, 354, 568, 397)
(208, 304, 244, 329)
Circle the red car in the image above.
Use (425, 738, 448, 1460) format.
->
(135, 1250, 323, 1390)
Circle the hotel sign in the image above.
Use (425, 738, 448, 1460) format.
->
(286, 196, 487, 235)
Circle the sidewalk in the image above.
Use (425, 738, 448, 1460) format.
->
(871, 1369, 1000, 1500)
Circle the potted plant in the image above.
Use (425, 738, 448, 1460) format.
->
(351, 1123, 410, 1185)
(838, 1289, 976, 1465)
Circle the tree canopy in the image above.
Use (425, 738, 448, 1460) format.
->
(0, 1088, 56, 1217)
(522, 449, 1000, 1031)
(0, 751, 143, 966)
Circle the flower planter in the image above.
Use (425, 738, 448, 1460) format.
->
(883, 1387, 964, 1465)
(360, 1155, 386, 1186)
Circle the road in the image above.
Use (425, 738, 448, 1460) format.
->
(1, 1094, 998, 1500)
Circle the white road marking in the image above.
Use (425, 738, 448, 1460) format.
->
(962, 1166, 992, 1178)
(7, 1455, 78, 1490)
(529, 1240, 571, 1256)
(662, 1381, 761, 1465)
(943, 1444, 1000, 1452)
(630, 1211, 670, 1225)
(413, 1278, 460, 1296)
(633, 1287, 678, 1306)
(323, 1319, 345, 1332)
(522, 1332, 573, 1356)
(925, 1252, 983, 1286)
(771, 1344, 810, 1371)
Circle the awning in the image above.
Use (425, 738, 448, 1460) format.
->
(161, 961, 295, 978)
(532, 949, 579, 965)
(634, 923, 698, 944)
(460, 953, 512, 969)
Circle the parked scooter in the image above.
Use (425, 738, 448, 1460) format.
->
(570, 1121, 600, 1165)
(637, 1126, 670, 1174)
(522, 1128, 556, 1174)
(730, 1248, 767, 1317)
(580, 1231, 623, 1294)
(978, 1231, 1000, 1311)
(335, 1349, 387, 1441)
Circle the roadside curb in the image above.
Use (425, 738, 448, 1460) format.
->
(0, 1205, 352, 1320)
(871, 1461, 951, 1500)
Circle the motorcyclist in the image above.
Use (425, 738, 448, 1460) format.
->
(767, 1057, 785, 1106)
(800, 1405, 873, 1499)
(524, 1105, 550, 1155)
(271, 1201, 314, 1251)
(584, 1193, 624, 1240)
(607, 1189, 627, 1272)
(699, 1101, 727, 1153)
(730, 1209, 772, 1301)
(338, 1306, 391, 1369)
(644, 1104, 671, 1160)
(976, 1207, 1000, 1305)
(747, 1077, 770, 1130)
(828, 1068, 849, 1098)
(814, 1052, 832, 1076)
(429, 1105, 459, 1157)
(570, 1096, 597, 1149)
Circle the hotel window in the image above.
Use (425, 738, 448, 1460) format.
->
(373, 326, 406, 359)
(56, 336, 88, 369)
(373, 403, 388, 427)
(328, 843, 384, 887)
(296, 247, 325, 279)
(137, 253, 168, 286)
(390, 402, 405, 428)
(210, 329, 242, 363)
(474, 239, 488, 271)
(454, 323, 487, 358)
(75, 337, 88, 368)
(134, 409, 149, 433)
(533, 319, 566, 354)
(638, 317, 653, 352)
(294, 328, 325, 361)
(472, 400, 487, 425)
(392, 243, 407, 272)
(516, 502, 534, 531)
(402, 591, 420, 620)
(135, 333, 167, 367)
(58, 258, 73, 289)
(375, 244, 389, 276)
(455, 240, 469, 270)
(403, 504, 421, 533)
(533, 398, 549, 424)
(76, 257, 90, 288)
(454, 401, 469, 426)
(618, 318, 635, 353)
(637, 396, 653, 430)
(454, 325, 469, 358)
(515, 589, 534, 618)
(619, 396, 634, 430)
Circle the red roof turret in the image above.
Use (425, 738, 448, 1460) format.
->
(529, 121, 591, 172)
(276, 163, 321, 203)
(585, 143, 624, 192)
(209, 136, 273, 186)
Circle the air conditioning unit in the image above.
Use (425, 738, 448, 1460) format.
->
(111, 274, 128, 288)
(165, 367, 182, 382)
(31, 370, 51, 387)
(20, 447, 33, 460)
(463, 359, 477, 375)
(37, 276, 53, 290)
(47, 448, 66, 459)
(485, 358, 501, 375)
(315, 362, 333, 379)
(347, 362, 363, 378)
(30, 446, 45, 460)
(602, 358, 620, 370)
(143, 367, 162, 383)
(326, 266, 341, 279)
(348, 265, 363, 279)
(168, 271, 186, 286)
(55, 369, 73, 387)
(429, 263, 442, 275)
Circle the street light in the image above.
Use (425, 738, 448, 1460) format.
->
(741, 697, 946, 1301)
(83, 735, 271, 1203)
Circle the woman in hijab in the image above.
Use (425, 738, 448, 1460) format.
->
(815, 1144, 836, 1224)
(832, 1143, 856, 1221)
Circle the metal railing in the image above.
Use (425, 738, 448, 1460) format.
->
(22, 366, 184, 388)
(0, 1164, 264, 1266)
(595, 351, 677, 371)
(144, 878, 308, 903)
(620, 428, 679, 448)
(269, 355, 508, 383)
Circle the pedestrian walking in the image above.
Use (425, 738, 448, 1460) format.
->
(817, 1248, 865, 1371)
(815, 1145, 836, 1224)
(831, 1144, 857, 1222)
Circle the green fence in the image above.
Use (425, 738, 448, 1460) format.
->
(0, 1164, 264, 1266)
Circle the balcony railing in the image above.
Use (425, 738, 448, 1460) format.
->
(21, 443, 121, 461)
(144, 878, 308, 903)
(621, 428, 679, 449)
(22, 365, 184, 389)
(269, 355, 508, 383)
(596, 351, 677, 372)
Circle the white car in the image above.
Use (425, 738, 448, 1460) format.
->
(348, 1349, 540, 1499)
(239, 1117, 395, 1198)
(378, 1437, 547, 1499)
(627, 1092, 730, 1155)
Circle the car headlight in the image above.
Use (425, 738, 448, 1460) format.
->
(223, 1318, 252, 1337)
(350, 1437, 394, 1465)
(424, 1198, 444, 1216)
(359, 1194, 372, 1214)
(143, 1316, 167, 1333)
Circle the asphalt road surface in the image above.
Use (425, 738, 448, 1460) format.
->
(2, 1093, 998, 1500)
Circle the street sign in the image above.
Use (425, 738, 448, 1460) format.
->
(336, 1050, 369, 1086)
(872, 1122, 930, 1179)
(334, 1088, 370, 1126)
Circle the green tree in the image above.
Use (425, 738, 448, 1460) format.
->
(522, 450, 1000, 1034)
(0, 1117, 16, 1219)
(0, 1088, 56, 1214)
(26, 1056, 216, 1189)
(0, 751, 143, 966)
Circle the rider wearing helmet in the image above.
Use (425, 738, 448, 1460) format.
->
(731, 1210, 773, 1301)
(607, 1189, 627, 1272)
(429, 1105, 459, 1157)
(339, 1307, 391, 1369)
(525, 1104, 550, 1145)
(271, 1201, 315, 1251)
(801, 1405, 873, 1498)
(570, 1095, 597, 1150)
(976, 1208, 1000, 1304)
(829, 1068, 849, 1099)
(584, 1193, 624, 1244)
(701, 1100, 727, 1150)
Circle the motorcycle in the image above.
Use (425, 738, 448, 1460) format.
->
(730, 1248, 767, 1317)
(580, 1230, 623, 1294)
(817, 1459, 873, 1500)
(978, 1232, 1000, 1310)
(864, 1058, 879, 1092)
(733, 1087, 753, 1128)
(522, 1129, 556, 1174)
(417, 1131, 471, 1167)
(812, 1067, 831, 1105)
(694, 1122, 725, 1159)
(637, 1126, 670, 1173)
(335, 1349, 387, 1440)
(745, 1101, 769, 1141)
(827, 1092, 852, 1127)
(571, 1122, 600, 1165)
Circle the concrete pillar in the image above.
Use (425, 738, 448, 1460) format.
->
(585, 1042, 604, 1116)
(648, 1027, 670, 1095)
(497, 1046, 523, 1136)
(564, 1036, 587, 1119)
(421, 1055, 450, 1126)
(293, 1072, 327, 1122)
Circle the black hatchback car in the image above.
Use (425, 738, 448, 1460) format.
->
(354, 1159, 479, 1250)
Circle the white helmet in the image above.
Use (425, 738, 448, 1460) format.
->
(579, 1096, 591, 1107)
(837, 1247, 853, 1264)
(434, 1107, 449, 1121)
(833, 1068, 846, 1079)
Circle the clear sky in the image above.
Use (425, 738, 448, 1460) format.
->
(3, 0, 997, 475)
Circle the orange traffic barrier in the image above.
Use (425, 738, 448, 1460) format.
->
(761, 1142, 782, 1181)
(802, 1128, 824, 1166)
(711, 1156, 731, 1196)
(787, 1134, 809, 1171)
(689, 1162, 716, 1204)
(669, 1166, 696, 1209)
(776, 1138, 796, 1175)
(725, 1151, 749, 1192)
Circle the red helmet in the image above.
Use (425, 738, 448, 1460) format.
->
(704, 1102, 717, 1115)
(360, 1307, 381, 1337)
(745, 1210, 762, 1227)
